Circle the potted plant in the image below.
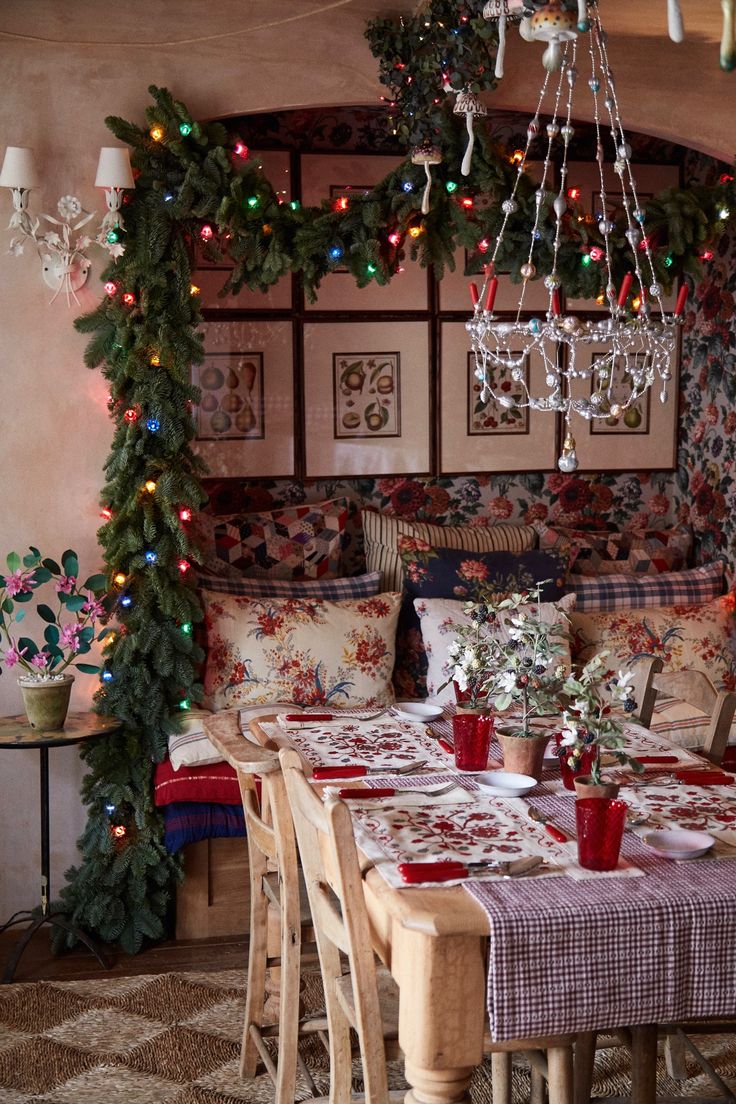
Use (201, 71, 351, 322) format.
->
(444, 585, 570, 779)
(0, 548, 111, 730)
(556, 653, 644, 797)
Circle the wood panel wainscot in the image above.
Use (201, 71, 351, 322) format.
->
(176, 838, 251, 939)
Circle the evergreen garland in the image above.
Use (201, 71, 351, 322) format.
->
(63, 68, 734, 950)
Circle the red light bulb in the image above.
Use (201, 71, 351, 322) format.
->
(100, 507, 113, 520)
(104, 281, 117, 296)
(461, 197, 474, 209)
(178, 559, 190, 574)
(589, 246, 604, 262)
(122, 292, 136, 306)
(124, 409, 138, 423)
(567, 187, 582, 201)
(234, 141, 249, 158)
(478, 239, 490, 253)
(200, 224, 214, 240)
(179, 508, 192, 522)
(334, 196, 349, 212)
(388, 232, 401, 246)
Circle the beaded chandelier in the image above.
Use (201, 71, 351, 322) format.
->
(467, 1, 688, 471)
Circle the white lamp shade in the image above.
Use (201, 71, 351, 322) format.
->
(0, 147, 39, 189)
(95, 146, 134, 189)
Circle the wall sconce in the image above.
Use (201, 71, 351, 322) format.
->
(0, 145, 134, 306)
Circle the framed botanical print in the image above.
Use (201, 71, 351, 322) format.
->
(193, 320, 295, 477)
(302, 321, 431, 477)
(563, 162, 680, 312)
(194, 150, 293, 311)
(300, 154, 429, 311)
(563, 339, 679, 471)
(439, 321, 559, 473)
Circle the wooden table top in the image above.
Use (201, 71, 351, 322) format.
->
(0, 712, 122, 750)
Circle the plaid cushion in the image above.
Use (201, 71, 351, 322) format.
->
(568, 561, 724, 613)
(197, 570, 381, 599)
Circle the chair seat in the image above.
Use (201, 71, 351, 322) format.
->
(335, 964, 400, 1041)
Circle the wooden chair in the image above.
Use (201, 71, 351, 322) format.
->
(204, 712, 325, 1102)
(635, 665, 736, 765)
(279, 745, 576, 1104)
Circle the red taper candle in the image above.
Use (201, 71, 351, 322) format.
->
(617, 272, 633, 307)
(552, 289, 561, 316)
(469, 282, 479, 306)
(484, 276, 499, 313)
(674, 284, 689, 316)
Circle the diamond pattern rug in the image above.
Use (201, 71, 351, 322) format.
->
(1, 968, 735, 1103)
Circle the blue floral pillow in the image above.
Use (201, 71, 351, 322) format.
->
(393, 544, 571, 700)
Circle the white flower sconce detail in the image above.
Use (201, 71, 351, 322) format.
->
(0, 145, 134, 306)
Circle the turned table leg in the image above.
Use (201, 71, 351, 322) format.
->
(404, 1061, 475, 1104)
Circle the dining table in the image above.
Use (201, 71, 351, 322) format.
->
(250, 710, 736, 1104)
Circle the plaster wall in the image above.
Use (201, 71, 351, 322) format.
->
(0, 0, 731, 920)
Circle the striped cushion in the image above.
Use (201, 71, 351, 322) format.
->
(363, 511, 536, 592)
(568, 562, 724, 613)
(198, 570, 382, 599)
(649, 695, 736, 749)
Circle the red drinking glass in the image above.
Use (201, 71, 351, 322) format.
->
(452, 713, 494, 772)
(575, 798, 628, 872)
(554, 733, 597, 791)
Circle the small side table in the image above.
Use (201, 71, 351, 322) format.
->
(0, 711, 122, 983)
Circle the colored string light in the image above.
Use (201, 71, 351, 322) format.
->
(144, 480, 157, 493)
(461, 197, 474, 209)
(179, 122, 192, 137)
(718, 206, 730, 220)
(402, 181, 414, 193)
(122, 292, 136, 306)
(388, 232, 401, 246)
(289, 200, 300, 211)
(106, 229, 120, 245)
(589, 247, 604, 262)
(190, 284, 201, 296)
(329, 246, 343, 261)
(581, 254, 592, 267)
(149, 125, 164, 142)
(179, 699, 190, 710)
(567, 187, 582, 200)
(102, 671, 113, 683)
(104, 281, 117, 296)
(234, 141, 249, 158)
(262, 224, 272, 235)
(113, 572, 127, 587)
(178, 560, 190, 574)
(164, 192, 174, 202)
(408, 225, 422, 238)
(100, 508, 113, 520)
(104, 802, 116, 813)
(366, 263, 377, 275)
(700, 250, 714, 262)
(145, 551, 158, 564)
(179, 507, 192, 522)
(200, 224, 213, 240)
(120, 595, 132, 608)
(478, 239, 490, 253)
(445, 181, 458, 193)
(146, 418, 160, 432)
(181, 622, 193, 635)
(665, 255, 674, 267)
(334, 196, 349, 211)
(246, 196, 259, 209)
(510, 149, 525, 165)
(150, 354, 160, 367)
(112, 824, 127, 839)
(124, 408, 138, 422)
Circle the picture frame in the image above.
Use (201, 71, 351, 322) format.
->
(194, 150, 293, 311)
(439, 321, 559, 473)
(563, 162, 680, 312)
(302, 320, 431, 477)
(300, 153, 429, 311)
(193, 320, 295, 478)
(563, 337, 679, 471)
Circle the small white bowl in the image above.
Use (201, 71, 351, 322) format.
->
(475, 771, 538, 797)
(393, 702, 444, 723)
(643, 829, 715, 860)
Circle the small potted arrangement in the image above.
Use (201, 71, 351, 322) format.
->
(556, 652, 644, 797)
(444, 585, 570, 780)
(0, 548, 110, 730)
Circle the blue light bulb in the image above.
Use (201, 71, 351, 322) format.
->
(329, 246, 343, 261)
(146, 418, 160, 432)
(120, 595, 132, 608)
(102, 671, 114, 682)
(402, 181, 414, 193)
(164, 192, 174, 203)
(105, 802, 116, 813)
(145, 550, 158, 564)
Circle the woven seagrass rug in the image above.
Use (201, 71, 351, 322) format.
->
(0, 967, 734, 1103)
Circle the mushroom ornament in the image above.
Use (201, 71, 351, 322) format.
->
(482, 0, 526, 77)
(529, 0, 579, 72)
(411, 142, 442, 215)
(453, 89, 487, 177)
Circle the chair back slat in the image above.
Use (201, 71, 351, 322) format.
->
(645, 668, 736, 766)
(280, 746, 391, 1104)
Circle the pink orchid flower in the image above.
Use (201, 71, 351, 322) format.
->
(4, 570, 34, 598)
(59, 623, 81, 652)
(82, 596, 104, 620)
(4, 645, 27, 668)
(55, 575, 76, 594)
(31, 651, 50, 669)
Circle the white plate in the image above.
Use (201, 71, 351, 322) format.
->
(393, 702, 444, 723)
(475, 770, 538, 797)
(643, 829, 715, 860)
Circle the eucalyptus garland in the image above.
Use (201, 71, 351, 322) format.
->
(62, 69, 734, 950)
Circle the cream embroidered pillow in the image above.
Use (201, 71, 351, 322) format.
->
(203, 592, 402, 711)
(414, 593, 576, 705)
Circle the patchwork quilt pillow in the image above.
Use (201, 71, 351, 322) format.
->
(537, 522, 692, 576)
(415, 593, 576, 705)
(363, 510, 536, 592)
(203, 592, 402, 711)
(194, 497, 352, 580)
(567, 561, 724, 614)
(570, 596, 736, 691)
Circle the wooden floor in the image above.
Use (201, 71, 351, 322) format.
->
(0, 924, 249, 984)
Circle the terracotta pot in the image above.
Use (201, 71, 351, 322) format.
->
(18, 674, 74, 731)
(497, 728, 548, 781)
(573, 775, 621, 800)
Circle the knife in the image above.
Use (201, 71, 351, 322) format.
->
(397, 856, 543, 884)
(636, 755, 681, 765)
(526, 806, 571, 843)
(284, 713, 336, 722)
(312, 760, 426, 780)
(674, 769, 734, 785)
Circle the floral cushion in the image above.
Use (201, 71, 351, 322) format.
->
(415, 593, 576, 705)
(537, 523, 692, 577)
(567, 561, 724, 613)
(394, 545, 571, 700)
(363, 510, 536, 593)
(203, 592, 402, 711)
(193, 497, 352, 580)
(570, 596, 736, 691)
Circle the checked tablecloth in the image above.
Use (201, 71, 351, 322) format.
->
(466, 792, 736, 1041)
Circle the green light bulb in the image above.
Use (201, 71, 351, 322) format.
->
(247, 196, 259, 209)
(581, 254, 592, 267)
(367, 263, 377, 275)
(664, 254, 674, 268)
(289, 200, 300, 211)
(181, 623, 193, 635)
(179, 122, 192, 137)
(179, 698, 190, 711)
(445, 181, 458, 194)
(106, 229, 120, 245)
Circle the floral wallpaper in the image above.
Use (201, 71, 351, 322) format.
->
(205, 109, 736, 582)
